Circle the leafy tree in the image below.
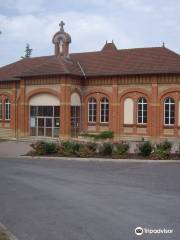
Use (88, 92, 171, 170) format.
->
(21, 43, 33, 59)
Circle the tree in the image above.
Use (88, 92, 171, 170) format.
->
(21, 43, 33, 59)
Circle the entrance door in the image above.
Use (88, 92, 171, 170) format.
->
(37, 117, 53, 137)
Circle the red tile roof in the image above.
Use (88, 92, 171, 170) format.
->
(0, 43, 180, 81)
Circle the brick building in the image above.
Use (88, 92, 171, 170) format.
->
(0, 21, 180, 141)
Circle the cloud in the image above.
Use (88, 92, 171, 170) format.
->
(0, 11, 135, 65)
(0, 0, 180, 66)
(0, 0, 44, 14)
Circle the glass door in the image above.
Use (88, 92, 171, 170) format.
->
(45, 118, 53, 137)
(37, 117, 45, 136)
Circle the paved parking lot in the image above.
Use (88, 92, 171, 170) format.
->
(0, 158, 179, 240)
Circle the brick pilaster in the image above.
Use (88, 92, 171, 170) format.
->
(60, 84, 71, 139)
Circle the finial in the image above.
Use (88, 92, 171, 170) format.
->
(59, 21, 65, 32)
(162, 42, 165, 48)
(106, 40, 108, 44)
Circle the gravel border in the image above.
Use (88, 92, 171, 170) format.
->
(0, 224, 18, 240)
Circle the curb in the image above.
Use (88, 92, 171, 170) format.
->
(0, 223, 18, 240)
(17, 155, 180, 163)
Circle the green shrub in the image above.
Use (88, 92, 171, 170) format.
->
(95, 131, 114, 140)
(100, 142, 113, 156)
(30, 141, 58, 155)
(58, 141, 77, 156)
(150, 140, 172, 160)
(157, 140, 172, 151)
(151, 148, 169, 160)
(139, 141, 153, 157)
(80, 131, 114, 140)
(113, 142, 129, 158)
(45, 142, 58, 154)
(75, 144, 94, 157)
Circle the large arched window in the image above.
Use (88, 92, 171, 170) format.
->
(0, 99, 2, 120)
(164, 97, 175, 125)
(88, 97, 97, 123)
(100, 97, 109, 123)
(137, 97, 147, 124)
(5, 99, 11, 120)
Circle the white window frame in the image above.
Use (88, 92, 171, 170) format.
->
(88, 97, 97, 123)
(5, 99, 10, 120)
(164, 97, 175, 125)
(137, 97, 147, 124)
(100, 97, 109, 123)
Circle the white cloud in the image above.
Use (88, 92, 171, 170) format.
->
(0, 0, 180, 66)
(0, 11, 134, 65)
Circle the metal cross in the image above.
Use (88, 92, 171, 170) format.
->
(59, 21, 65, 32)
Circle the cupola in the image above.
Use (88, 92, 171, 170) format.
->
(52, 21, 71, 56)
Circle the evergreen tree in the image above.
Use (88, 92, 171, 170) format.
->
(21, 43, 33, 59)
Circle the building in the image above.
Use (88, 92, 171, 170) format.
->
(0, 21, 180, 142)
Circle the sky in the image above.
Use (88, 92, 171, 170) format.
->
(0, 0, 180, 66)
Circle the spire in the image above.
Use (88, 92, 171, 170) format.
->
(162, 42, 165, 48)
(59, 21, 65, 32)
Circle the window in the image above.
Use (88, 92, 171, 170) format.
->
(164, 97, 175, 125)
(0, 99, 2, 120)
(88, 97, 97, 123)
(100, 97, 109, 123)
(5, 99, 10, 120)
(137, 97, 147, 124)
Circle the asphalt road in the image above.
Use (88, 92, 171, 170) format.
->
(0, 158, 179, 240)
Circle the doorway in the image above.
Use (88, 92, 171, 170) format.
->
(30, 106, 60, 138)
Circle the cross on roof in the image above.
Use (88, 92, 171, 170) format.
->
(59, 21, 65, 32)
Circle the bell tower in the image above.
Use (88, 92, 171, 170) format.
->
(52, 21, 71, 56)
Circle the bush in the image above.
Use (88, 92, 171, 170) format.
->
(30, 141, 58, 155)
(58, 141, 77, 156)
(139, 141, 153, 157)
(151, 140, 172, 160)
(45, 142, 58, 154)
(113, 142, 129, 158)
(80, 131, 114, 140)
(100, 142, 113, 156)
(151, 148, 169, 160)
(75, 144, 94, 157)
(157, 140, 172, 151)
(95, 131, 114, 140)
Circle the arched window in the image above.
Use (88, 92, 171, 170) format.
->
(88, 97, 97, 123)
(100, 97, 109, 123)
(0, 99, 2, 120)
(5, 99, 11, 120)
(137, 97, 147, 124)
(164, 97, 175, 125)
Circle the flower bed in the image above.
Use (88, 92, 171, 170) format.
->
(27, 139, 180, 160)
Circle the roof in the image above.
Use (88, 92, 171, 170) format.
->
(1, 43, 180, 81)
